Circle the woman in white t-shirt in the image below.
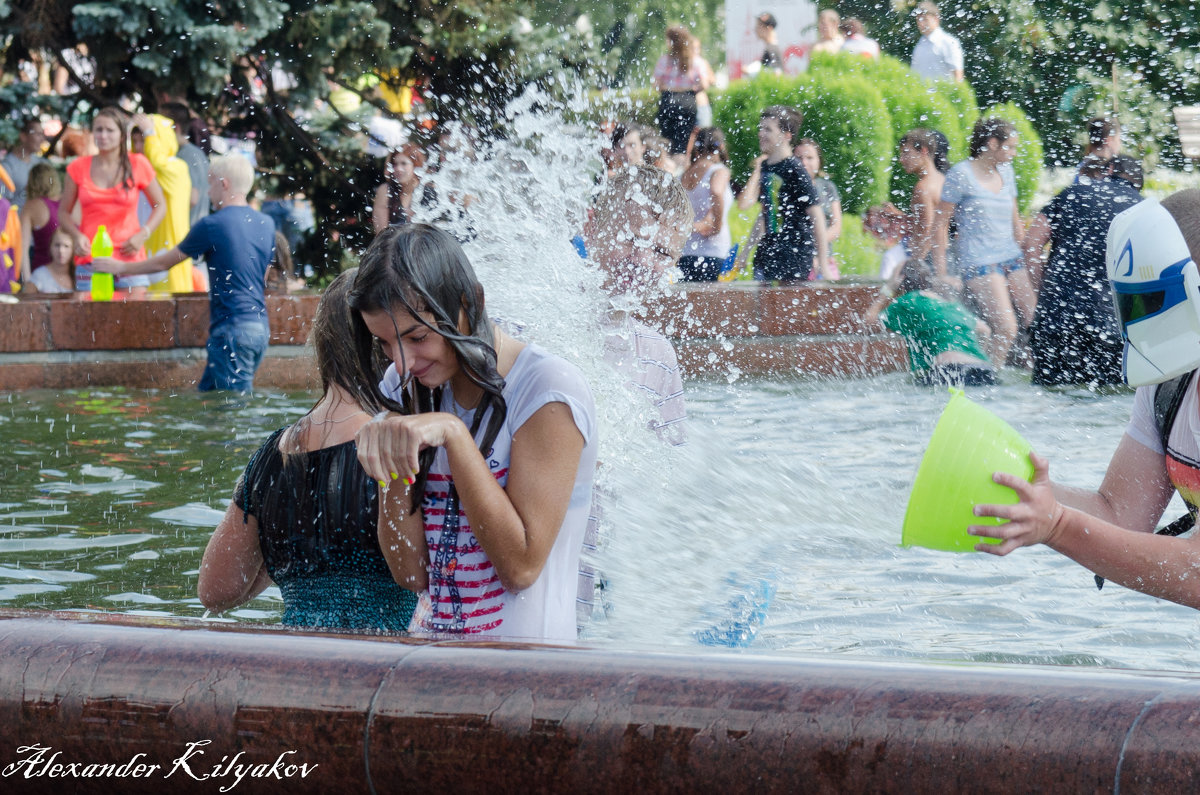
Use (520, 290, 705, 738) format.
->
(932, 117, 1035, 368)
(350, 223, 597, 641)
(27, 227, 76, 294)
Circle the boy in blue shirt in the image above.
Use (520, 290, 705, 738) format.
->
(94, 154, 276, 392)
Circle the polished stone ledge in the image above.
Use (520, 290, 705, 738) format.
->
(0, 285, 906, 390)
(0, 609, 1198, 794)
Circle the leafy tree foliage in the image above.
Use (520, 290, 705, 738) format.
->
(1, 0, 595, 274)
(828, 0, 1200, 166)
(529, 0, 726, 86)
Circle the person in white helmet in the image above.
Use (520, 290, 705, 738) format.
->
(970, 189, 1200, 608)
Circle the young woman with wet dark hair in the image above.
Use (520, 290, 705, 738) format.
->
(349, 223, 597, 641)
(199, 270, 428, 631)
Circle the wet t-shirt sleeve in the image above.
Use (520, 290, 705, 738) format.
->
(940, 162, 967, 207)
(233, 428, 287, 517)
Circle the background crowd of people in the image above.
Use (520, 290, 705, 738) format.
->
(0, 0, 1154, 399)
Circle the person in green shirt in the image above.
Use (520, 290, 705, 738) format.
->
(865, 258, 996, 386)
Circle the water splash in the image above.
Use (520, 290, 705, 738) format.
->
(421, 84, 681, 536)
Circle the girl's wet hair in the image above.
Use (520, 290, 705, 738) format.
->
(278, 269, 387, 460)
(895, 258, 934, 296)
(309, 269, 385, 411)
(691, 127, 729, 165)
(349, 223, 506, 506)
(969, 117, 1017, 159)
(900, 128, 950, 173)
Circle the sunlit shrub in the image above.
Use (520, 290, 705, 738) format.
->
(808, 52, 979, 205)
(712, 71, 892, 215)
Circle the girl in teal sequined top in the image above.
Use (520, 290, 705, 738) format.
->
(198, 270, 428, 631)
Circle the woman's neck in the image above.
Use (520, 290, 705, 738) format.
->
(47, 260, 72, 281)
(974, 154, 1000, 173)
(292, 387, 369, 450)
(448, 326, 519, 410)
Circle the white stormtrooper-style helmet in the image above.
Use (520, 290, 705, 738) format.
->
(1106, 191, 1200, 386)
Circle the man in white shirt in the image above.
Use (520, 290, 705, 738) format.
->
(910, 1, 964, 82)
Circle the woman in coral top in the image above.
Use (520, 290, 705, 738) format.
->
(58, 107, 166, 293)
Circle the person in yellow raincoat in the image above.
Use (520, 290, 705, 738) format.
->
(133, 113, 196, 293)
(0, 164, 22, 294)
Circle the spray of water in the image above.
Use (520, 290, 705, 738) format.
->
(412, 86, 873, 646)
(420, 85, 682, 555)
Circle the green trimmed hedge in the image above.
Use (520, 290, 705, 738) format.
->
(807, 52, 979, 206)
(980, 103, 1044, 214)
(712, 72, 892, 215)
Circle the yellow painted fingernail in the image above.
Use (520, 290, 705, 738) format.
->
(411, 468, 420, 476)
(390, 472, 399, 480)
(378, 480, 387, 489)
(404, 476, 414, 486)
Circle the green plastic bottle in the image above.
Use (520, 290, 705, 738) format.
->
(90, 225, 114, 301)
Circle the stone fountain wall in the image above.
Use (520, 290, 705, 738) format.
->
(0, 284, 907, 391)
(1, 610, 1198, 793)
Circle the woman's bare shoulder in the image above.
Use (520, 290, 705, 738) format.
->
(913, 173, 945, 199)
